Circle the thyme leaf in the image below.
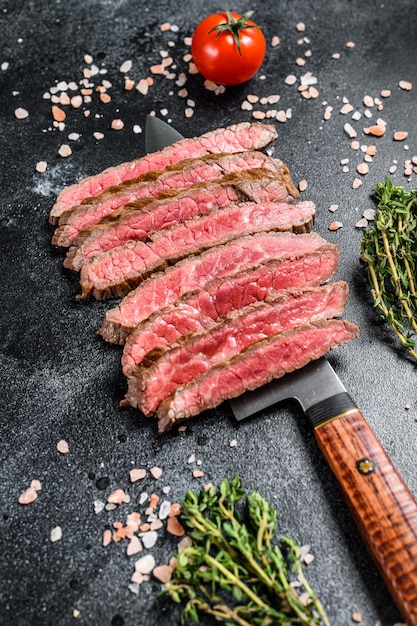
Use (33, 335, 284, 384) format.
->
(361, 177, 417, 360)
(163, 476, 330, 625)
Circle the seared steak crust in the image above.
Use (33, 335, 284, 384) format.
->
(156, 319, 359, 433)
(65, 168, 299, 271)
(78, 199, 316, 300)
(123, 282, 350, 415)
(52, 152, 297, 246)
(121, 247, 341, 376)
(49, 122, 278, 223)
(98, 231, 334, 345)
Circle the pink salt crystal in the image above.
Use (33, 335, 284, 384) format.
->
(19, 487, 38, 505)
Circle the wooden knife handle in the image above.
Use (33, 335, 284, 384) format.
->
(308, 394, 417, 625)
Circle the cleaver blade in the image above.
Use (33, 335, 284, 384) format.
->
(145, 115, 184, 154)
(145, 115, 417, 626)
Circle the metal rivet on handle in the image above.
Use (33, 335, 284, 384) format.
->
(356, 458, 375, 476)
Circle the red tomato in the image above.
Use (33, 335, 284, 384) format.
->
(191, 10, 266, 86)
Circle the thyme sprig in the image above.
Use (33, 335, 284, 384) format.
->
(361, 177, 417, 361)
(164, 476, 330, 626)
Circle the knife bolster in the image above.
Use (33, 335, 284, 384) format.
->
(305, 391, 357, 429)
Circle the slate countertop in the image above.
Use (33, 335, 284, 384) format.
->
(1, 1, 417, 625)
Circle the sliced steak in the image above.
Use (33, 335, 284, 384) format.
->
(65, 168, 298, 271)
(78, 199, 316, 300)
(52, 152, 297, 246)
(121, 249, 341, 376)
(123, 281, 350, 415)
(156, 319, 359, 433)
(49, 122, 278, 224)
(98, 231, 337, 345)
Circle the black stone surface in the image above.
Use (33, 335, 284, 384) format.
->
(1, 1, 416, 625)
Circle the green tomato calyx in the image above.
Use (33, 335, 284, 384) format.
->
(208, 9, 261, 55)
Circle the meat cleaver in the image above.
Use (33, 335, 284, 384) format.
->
(145, 115, 417, 625)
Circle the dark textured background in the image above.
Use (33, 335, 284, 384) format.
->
(1, 1, 417, 625)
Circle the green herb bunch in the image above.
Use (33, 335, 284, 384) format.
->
(361, 177, 417, 361)
(164, 476, 329, 626)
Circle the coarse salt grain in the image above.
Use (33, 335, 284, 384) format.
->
(352, 612, 362, 623)
(352, 178, 363, 189)
(136, 79, 149, 95)
(271, 36, 280, 47)
(52, 105, 66, 122)
(192, 469, 204, 478)
(357, 163, 369, 175)
(94, 500, 105, 514)
(166, 517, 185, 536)
(344, 123, 357, 138)
(18, 486, 38, 505)
(36, 161, 47, 173)
(399, 80, 412, 91)
(230, 439, 237, 447)
(111, 119, 124, 130)
(329, 204, 339, 212)
(127, 536, 143, 556)
(158, 500, 171, 520)
(285, 74, 297, 86)
(14, 107, 29, 119)
(120, 60, 132, 73)
(340, 103, 353, 114)
(71, 95, 83, 108)
(130, 468, 146, 482)
(141, 531, 158, 549)
(323, 106, 333, 121)
(298, 179, 308, 192)
(57, 439, 69, 454)
(58, 144, 72, 157)
(153, 564, 173, 584)
(355, 218, 368, 228)
(93, 132, 104, 140)
(394, 131, 408, 141)
(328, 221, 343, 231)
(296, 22, 305, 32)
(150, 466, 162, 480)
(364, 124, 385, 137)
(135, 554, 155, 574)
(363, 209, 375, 220)
(107, 489, 126, 504)
(51, 526, 62, 542)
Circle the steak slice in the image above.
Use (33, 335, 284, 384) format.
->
(156, 319, 359, 433)
(49, 122, 278, 224)
(121, 248, 341, 376)
(78, 200, 316, 300)
(98, 231, 337, 345)
(52, 152, 297, 246)
(123, 281, 350, 415)
(65, 168, 297, 271)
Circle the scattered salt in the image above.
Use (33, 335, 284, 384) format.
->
(57, 439, 69, 454)
(35, 161, 47, 173)
(51, 526, 62, 542)
(135, 554, 155, 574)
(141, 530, 158, 549)
(150, 466, 163, 480)
(14, 107, 29, 119)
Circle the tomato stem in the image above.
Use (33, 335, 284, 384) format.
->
(208, 9, 262, 55)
